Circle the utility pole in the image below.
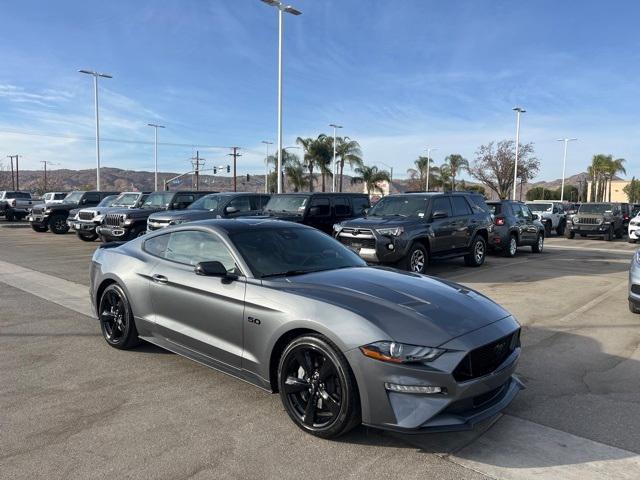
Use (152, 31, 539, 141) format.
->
(228, 147, 242, 192)
(190, 151, 206, 191)
(512, 106, 526, 200)
(7, 155, 15, 190)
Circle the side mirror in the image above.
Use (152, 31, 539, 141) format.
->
(225, 206, 239, 215)
(432, 210, 448, 219)
(532, 213, 540, 220)
(81, 198, 88, 205)
(195, 261, 229, 277)
(363, 208, 369, 216)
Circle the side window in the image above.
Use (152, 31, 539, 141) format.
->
(144, 234, 170, 258)
(228, 196, 251, 212)
(513, 204, 525, 219)
(83, 193, 101, 204)
(521, 205, 533, 219)
(164, 230, 238, 271)
(451, 196, 472, 216)
(248, 196, 261, 210)
(351, 197, 370, 216)
(174, 194, 195, 208)
(333, 197, 351, 216)
(309, 198, 330, 217)
(431, 197, 452, 217)
(259, 195, 271, 209)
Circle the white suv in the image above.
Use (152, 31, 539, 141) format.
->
(525, 201, 567, 236)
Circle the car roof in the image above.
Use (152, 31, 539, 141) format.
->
(176, 217, 309, 233)
(268, 192, 367, 196)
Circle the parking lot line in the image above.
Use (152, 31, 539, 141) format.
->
(544, 244, 636, 255)
(0, 259, 92, 317)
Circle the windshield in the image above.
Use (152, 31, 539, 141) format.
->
(579, 203, 613, 214)
(53, 193, 67, 200)
(188, 195, 220, 210)
(264, 196, 309, 214)
(231, 227, 366, 278)
(527, 203, 552, 212)
(5, 191, 31, 199)
(63, 192, 85, 204)
(112, 193, 141, 207)
(142, 192, 173, 208)
(368, 196, 426, 217)
(97, 195, 118, 207)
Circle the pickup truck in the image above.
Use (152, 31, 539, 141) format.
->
(0, 191, 43, 221)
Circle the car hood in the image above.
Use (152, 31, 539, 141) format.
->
(340, 216, 421, 228)
(262, 212, 304, 222)
(149, 209, 215, 222)
(110, 207, 166, 218)
(267, 267, 511, 347)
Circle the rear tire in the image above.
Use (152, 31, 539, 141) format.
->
(49, 214, 69, 234)
(464, 235, 486, 267)
(567, 230, 575, 239)
(605, 226, 613, 241)
(504, 234, 517, 257)
(628, 238, 637, 244)
(531, 233, 544, 253)
(544, 221, 552, 236)
(5, 212, 15, 221)
(278, 334, 360, 439)
(403, 243, 428, 274)
(98, 284, 141, 350)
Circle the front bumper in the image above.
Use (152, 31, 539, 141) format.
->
(629, 225, 640, 239)
(96, 225, 128, 240)
(346, 316, 523, 433)
(28, 213, 49, 227)
(69, 219, 98, 234)
(569, 223, 609, 236)
(335, 229, 408, 264)
(629, 259, 640, 306)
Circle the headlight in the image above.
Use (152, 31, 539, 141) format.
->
(376, 226, 404, 236)
(123, 218, 134, 226)
(360, 341, 445, 364)
(333, 223, 343, 233)
(44, 209, 52, 214)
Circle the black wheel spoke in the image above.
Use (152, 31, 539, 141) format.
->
(295, 350, 314, 374)
(320, 390, 341, 416)
(302, 395, 317, 426)
(317, 356, 335, 381)
(283, 376, 309, 394)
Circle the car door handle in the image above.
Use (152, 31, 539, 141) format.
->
(152, 274, 168, 284)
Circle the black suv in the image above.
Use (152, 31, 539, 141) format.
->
(97, 190, 215, 241)
(487, 200, 545, 257)
(29, 191, 119, 234)
(334, 192, 492, 273)
(146, 192, 270, 232)
(263, 193, 370, 234)
(567, 202, 625, 240)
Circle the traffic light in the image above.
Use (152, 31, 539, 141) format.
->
(246, 174, 250, 181)
(226, 165, 230, 173)
(213, 167, 217, 174)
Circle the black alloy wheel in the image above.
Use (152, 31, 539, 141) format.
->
(278, 335, 360, 439)
(49, 214, 69, 234)
(98, 284, 140, 349)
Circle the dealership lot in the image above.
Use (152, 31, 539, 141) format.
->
(1, 223, 640, 479)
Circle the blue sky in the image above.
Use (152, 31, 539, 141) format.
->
(0, 0, 639, 182)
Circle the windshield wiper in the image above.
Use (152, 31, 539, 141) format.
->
(261, 269, 315, 278)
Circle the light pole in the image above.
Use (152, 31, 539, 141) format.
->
(329, 123, 343, 192)
(425, 147, 438, 191)
(148, 123, 165, 191)
(79, 69, 112, 191)
(261, 0, 301, 194)
(512, 106, 526, 200)
(557, 138, 577, 202)
(262, 140, 274, 193)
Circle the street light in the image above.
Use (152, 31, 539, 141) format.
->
(148, 123, 165, 191)
(261, 140, 274, 193)
(79, 69, 112, 191)
(512, 106, 526, 200)
(425, 147, 438, 191)
(557, 138, 577, 202)
(260, 0, 301, 194)
(329, 123, 343, 192)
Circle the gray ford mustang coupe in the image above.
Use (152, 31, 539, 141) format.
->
(90, 218, 523, 438)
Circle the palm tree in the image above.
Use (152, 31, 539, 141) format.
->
(335, 137, 363, 192)
(439, 163, 452, 191)
(588, 154, 625, 201)
(407, 156, 429, 190)
(605, 157, 626, 202)
(285, 158, 309, 192)
(296, 135, 333, 192)
(295, 137, 315, 191)
(351, 165, 391, 195)
(266, 149, 299, 193)
(445, 154, 468, 191)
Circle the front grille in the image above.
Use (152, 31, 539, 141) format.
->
(104, 213, 124, 227)
(442, 381, 509, 415)
(339, 236, 376, 249)
(32, 205, 45, 215)
(576, 217, 600, 225)
(453, 330, 520, 382)
(78, 211, 95, 220)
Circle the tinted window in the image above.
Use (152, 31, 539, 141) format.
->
(164, 230, 238, 271)
(512, 204, 526, 219)
(264, 195, 309, 214)
(142, 193, 173, 208)
(53, 193, 67, 200)
(451, 196, 472, 216)
(259, 195, 271, 209)
(527, 203, 553, 212)
(333, 197, 351, 216)
(431, 197, 452, 217)
(84, 193, 101, 204)
(467, 194, 490, 213)
(188, 195, 219, 210)
(227, 196, 251, 212)
(487, 203, 501, 215)
(5, 191, 31, 199)
(144, 234, 170, 258)
(230, 227, 365, 278)
(97, 195, 118, 207)
(112, 193, 140, 207)
(351, 197, 370, 215)
(309, 198, 330, 216)
(173, 194, 195, 207)
(368, 196, 426, 217)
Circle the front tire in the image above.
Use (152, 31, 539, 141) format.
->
(605, 226, 613, 241)
(5, 211, 15, 221)
(567, 230, 575, 239)
(31, 224, 48, 232)
(556, 220, 566, 236)
(278, 334, 360, 439)
(49, 214, 69, 234)
(403, 243, 428, 274)
(532, 233, 544, 253)
(464, 235, 486, 267)
(77, 231, 98, 242)
(98, 284, 141, 350)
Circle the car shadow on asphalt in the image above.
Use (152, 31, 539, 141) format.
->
(332, 325, 640, 468)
